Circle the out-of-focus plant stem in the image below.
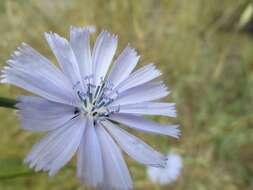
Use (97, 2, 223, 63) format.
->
(0, 171, 38, 180)
(0, 165, 75, 180)
(0, 97, 17, 109)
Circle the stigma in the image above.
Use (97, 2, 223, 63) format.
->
(73, 76, 120, 122)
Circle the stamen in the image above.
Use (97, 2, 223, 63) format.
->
(72, 81, 81, 90)
(74, 107, 80, 114)
(75, 77, 120, 122)
(77, 91, 87, 102)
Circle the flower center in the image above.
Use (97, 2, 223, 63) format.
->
(73, 77, 120, 122)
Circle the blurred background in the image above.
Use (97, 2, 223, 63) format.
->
(0, 0, 253, 189)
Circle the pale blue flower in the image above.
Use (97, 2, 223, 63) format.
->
(1, 26, 179, 190)
(147, 152, 183, 185)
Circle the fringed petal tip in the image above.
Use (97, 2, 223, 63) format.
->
(9, 42, 31, 62)
(0, 66, 9, 83)
(70, 25, 96, 34)
(124, 44, 139, 57)
(147, 155, 168, 168)
(23, 161, 57, 177)
(24, 151, 46, 172)
(171, 125, 181, 139)
(100, 29, 118, 39)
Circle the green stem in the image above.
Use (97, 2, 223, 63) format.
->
(0, 165, 75, 180)
(0, 97, 17, 109)
(0, 170, 37, 180)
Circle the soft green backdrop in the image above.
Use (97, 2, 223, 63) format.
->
(0, 0, 252, 189)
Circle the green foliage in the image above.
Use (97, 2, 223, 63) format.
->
(0, 0, 252, 189)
